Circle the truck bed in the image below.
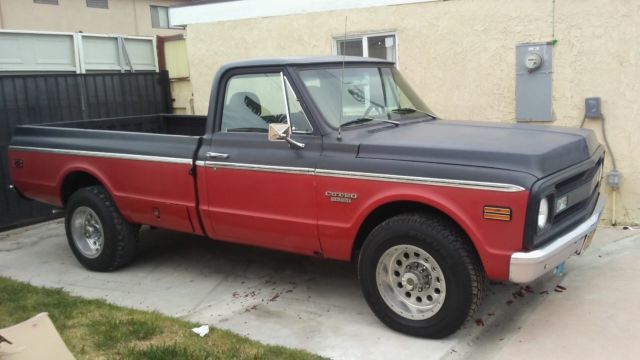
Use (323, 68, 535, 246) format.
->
(45, 114, 207, 137)
(9, 114, 206, 234)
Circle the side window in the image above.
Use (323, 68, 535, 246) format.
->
(222, 73, 286, 133)
(222, 73, 313, 134)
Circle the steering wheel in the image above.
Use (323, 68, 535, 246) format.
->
(272, 113, 288, 124)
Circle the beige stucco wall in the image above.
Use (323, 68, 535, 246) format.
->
(184, 0, 640, 224)
(0, 0, 186, 36)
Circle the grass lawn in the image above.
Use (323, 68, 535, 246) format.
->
(0, 277, 324, 359)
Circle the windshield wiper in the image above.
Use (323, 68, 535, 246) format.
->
(391, 107, 437, 119)
(340, 117, 399, 128)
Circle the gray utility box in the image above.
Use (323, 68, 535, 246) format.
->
(516, 42, 553, 121)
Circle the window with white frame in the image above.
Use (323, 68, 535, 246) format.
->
(150, 5, 170, 28)
(86, 0, 108, 9)
(334, 33, 397, 63)
(150, 5, 184, 29)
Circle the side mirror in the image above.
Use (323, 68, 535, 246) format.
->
(268, 123, 305, 149)
(268, 123, 290, 141)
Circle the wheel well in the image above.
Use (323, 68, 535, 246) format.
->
(352, 201, 473, 260)
(61, 172, 102, 206)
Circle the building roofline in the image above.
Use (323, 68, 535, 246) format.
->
(169, 0, 436, 26)
(169, 0, 239, 9)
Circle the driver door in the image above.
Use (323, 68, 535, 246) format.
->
(200, 69, 322, 255)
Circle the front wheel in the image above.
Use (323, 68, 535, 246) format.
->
(65, 185, 138, 272)
(358, 213, 484, 338)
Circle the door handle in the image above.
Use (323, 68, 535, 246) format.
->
(206, 152, 230, 159)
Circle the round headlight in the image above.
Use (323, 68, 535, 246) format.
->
(538, 197, 549, 229)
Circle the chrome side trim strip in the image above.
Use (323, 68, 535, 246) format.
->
(315, 169, 525, 192)
(202, 161, 314, 175)
(8, 146, 192, 165)
(9, 145, 525, 192)
(199, 161, 525, 192)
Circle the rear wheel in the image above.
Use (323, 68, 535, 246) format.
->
(65, 185, 138, 271)
(358, 213, 484, 338)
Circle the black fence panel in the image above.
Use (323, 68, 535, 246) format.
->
(0, 71, 172, 230)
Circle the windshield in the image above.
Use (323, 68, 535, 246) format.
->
(298, 66, 434, 128)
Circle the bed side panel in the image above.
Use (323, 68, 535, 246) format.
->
(8, 126, 202, 234)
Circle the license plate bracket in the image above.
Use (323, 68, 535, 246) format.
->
(577, 231, 595, 255)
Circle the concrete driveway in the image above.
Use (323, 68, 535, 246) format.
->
(1, 220, 639, 359)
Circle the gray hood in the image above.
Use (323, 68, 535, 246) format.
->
(356, 119, 601, 178)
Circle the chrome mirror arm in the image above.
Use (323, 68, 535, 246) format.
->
(284, 136, 305, 149)
(279, 72, 306, 150)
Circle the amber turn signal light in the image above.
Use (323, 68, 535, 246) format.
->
(483, 206, 511, 221)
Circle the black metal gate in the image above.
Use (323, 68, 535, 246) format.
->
(0, 71, 172, 230)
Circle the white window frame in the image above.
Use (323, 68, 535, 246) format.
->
(33, 0, 59, 5)
(86, 0, 108, 9)
(332, 31, 399, 66)
(151, 5, 185, 29)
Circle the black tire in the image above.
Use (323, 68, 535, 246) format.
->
(358, 213, 484, 338)
(64, 185, 138, 271)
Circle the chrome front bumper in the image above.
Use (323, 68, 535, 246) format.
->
(509, 193, 606, 283)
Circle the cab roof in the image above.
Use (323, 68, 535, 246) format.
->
(220, 56, 394, 70)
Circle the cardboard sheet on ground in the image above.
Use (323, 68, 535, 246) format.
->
(0, 312, 74, 359)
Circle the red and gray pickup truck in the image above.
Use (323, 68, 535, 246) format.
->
(8, 56, 605, 338)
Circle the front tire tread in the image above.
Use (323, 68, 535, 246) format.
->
(358, 213, 485, 338)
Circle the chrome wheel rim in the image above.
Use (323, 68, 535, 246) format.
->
(376, 245, 446, 320)
(70, 206, 104, 259)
